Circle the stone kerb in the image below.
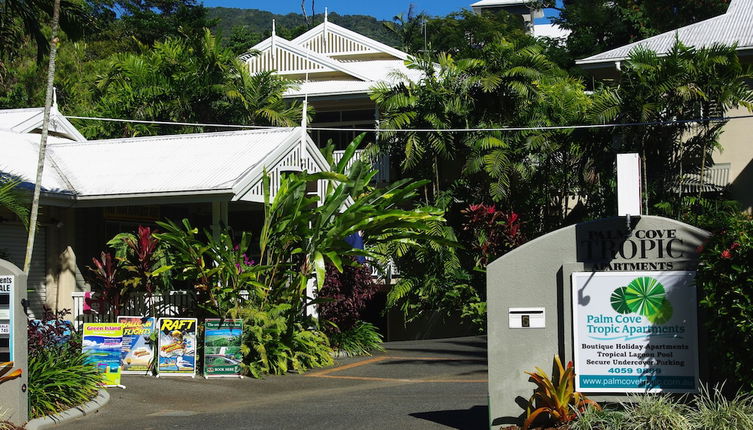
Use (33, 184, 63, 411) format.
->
(486, 216, 709, 429)
(0, 258, 29, 425)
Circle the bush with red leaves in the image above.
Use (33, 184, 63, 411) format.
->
(27, 307, 78, 357)
(461, 203, 526, 267)
(317, 260, 379, 333)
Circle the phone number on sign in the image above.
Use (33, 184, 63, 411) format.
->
(607, 368, 661, 375)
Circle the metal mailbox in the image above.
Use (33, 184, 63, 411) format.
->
(508, 307, 545, 329)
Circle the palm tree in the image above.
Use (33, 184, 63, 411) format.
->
(226, 68, 302, 127)
(589, 41, 753, 211)
(0, 177, 29, 227)
(0, 0, 89, 61)
(372, 53, 481, 202)
(382, 6, 427, 54)
(23, 0, 61, 273)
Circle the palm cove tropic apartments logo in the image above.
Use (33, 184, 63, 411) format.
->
(609, 277, 673, 324)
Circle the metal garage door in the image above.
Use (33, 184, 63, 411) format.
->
(0, 224, 47, 318)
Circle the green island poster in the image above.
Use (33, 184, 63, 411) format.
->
(82, 323, 124, 387)
(203, 319, 243, 377)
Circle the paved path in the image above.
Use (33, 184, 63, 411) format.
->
(57, 336, 488, 430)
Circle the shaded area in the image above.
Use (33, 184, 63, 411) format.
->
(411, 405, 488, 430)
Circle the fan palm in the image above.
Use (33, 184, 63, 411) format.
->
(0, 0, 89, 61)
(0, 176, 29, 228)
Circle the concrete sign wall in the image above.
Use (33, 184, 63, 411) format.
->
(486, 216, 709, 429)
(0, 259, 28, 425)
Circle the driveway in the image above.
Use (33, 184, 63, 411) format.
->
(56, 336, 488, 430)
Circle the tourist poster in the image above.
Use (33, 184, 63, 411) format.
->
(203, 319, 243, 377)
(157, 318, 197, 377)
(117, 316, 156, 374)
(572, 271, 698, 393)
(82, 323, 124, 387)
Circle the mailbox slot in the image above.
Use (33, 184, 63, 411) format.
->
(508, 307, 545, 329)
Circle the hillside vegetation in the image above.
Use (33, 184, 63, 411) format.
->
(208, 8, 400, 47)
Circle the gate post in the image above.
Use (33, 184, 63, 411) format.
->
(0, 259, 29, 425)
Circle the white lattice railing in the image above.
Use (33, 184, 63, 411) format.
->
(332, 149, 390, 183)
(71, 291, 195, 330)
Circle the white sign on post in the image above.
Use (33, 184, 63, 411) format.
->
(572, 271, 698, 393)
(0, 275, 13, 362)
(617, 153, 641, 216)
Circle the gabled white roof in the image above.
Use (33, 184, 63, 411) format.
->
(471, 0, 528, 7)
(577, 0, 753, 66)
(242, 15, 423, 99)
(283, 60, 424, 98)
(0, 131, 74, 195)
(245, 36, 372, 81)
(292, 21, 409, 60)
(0, 107, 86, 142)
(0, 128, 331, 205)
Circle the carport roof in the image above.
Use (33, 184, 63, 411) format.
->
(577, 0, 753, 66)
(0, 127, 327, 204)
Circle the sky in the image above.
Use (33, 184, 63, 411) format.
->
(201, 0, 561, 22)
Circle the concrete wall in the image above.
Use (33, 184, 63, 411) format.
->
(714, 105, 753, 212)
(486, 216, 709, 429)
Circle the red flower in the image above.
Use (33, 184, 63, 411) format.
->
(730, 242, 741, 250)
(721, 249, 733, 259)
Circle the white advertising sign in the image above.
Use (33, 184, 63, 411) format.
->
(572, 271, 698, 393)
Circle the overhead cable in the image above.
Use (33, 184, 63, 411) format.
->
(65, 113, 753, 133)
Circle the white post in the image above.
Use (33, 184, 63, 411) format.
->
(323, 7, 328, 52)
(271, 20, 276, 60)
(616, 153, 642, 216)
(210, 201, 228, 239)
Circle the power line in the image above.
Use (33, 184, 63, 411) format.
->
(65, 113, 753, 134)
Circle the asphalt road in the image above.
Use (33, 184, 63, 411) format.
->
(56, 336, 488, 430)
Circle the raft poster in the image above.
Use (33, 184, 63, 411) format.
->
(117, 316, 156, 374)
(157, 318, 197, 377)
(82, 323, 124, 387)
(572, 271, 698, 393)
(204, 319, 243, 377)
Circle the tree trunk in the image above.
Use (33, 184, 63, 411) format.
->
(23, 0, 61, 273)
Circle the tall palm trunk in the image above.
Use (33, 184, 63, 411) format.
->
(23, 0, 61, 273)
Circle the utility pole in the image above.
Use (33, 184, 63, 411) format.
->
(24, 0, 62, 273)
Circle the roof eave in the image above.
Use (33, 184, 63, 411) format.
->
(72, 189, 235, 207)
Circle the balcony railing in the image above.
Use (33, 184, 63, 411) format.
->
(676, 163, 730, 194)
(332, 149, 390, 183)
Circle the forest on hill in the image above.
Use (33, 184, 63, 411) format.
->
(207, 7, 400, 47)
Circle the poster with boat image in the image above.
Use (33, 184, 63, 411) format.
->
(203, 319, 243, 377)
(117, 316, 156, 374)
(82, 323, 124, 387)
(157, 318, 197, 377)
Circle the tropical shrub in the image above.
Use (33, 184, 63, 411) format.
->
(620, 394, 690, 430)
(523, 355, 597, 430)
(239, 304, 333, 378)
(258, 136, 447, 328)
(569, 405, 627, 430)
(318, 260, 380, 333)
(27, 308, 100, 419)
(86, 251, 124, 316)
(328, 321, 384, 357)
(155, 220, 264, 318)
(108, 226, 172, 299)
(688, 384, 753, 430)
(696, 212, 753, 392)
(461, 203, 525, 267)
